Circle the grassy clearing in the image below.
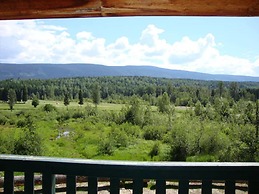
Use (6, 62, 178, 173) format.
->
(0, 100, 125, 112)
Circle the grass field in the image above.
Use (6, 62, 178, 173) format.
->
(0, 100, 188, 112)
(0, 100, 126, 112)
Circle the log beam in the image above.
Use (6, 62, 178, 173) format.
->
(0, 0, 259, 20)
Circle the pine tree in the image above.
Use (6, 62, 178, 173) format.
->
(78, 90, 84, 105)
(92, 83, 100, 107)
(22, 86, 28, 103)
(256, 100, 259, 139)
(8, 89, 17, 111)
(64, 94, 70, 109)
(218, 81, 224, 97)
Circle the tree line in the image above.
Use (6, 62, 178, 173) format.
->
(1, 77, 259, 105)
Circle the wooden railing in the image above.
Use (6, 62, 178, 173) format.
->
(0, 154, 259, 194)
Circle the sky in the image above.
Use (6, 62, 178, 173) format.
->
(0, 16, 259, 76)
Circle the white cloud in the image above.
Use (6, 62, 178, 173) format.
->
(0, 20, 259, 76)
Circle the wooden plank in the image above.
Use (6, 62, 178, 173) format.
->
(225, 180, 235, 194)
(178, 179, 188, 194)
(24, 172, 35, 194)
(4, 171, 14, 194)
(202, 180, 212, 194)
(133, 178, 143, 194)
(0, 0, 259, 20)
(0, 0, 102, 20)
(66, 175, 76, 194)
(156, 179, 166, 194)
(42, 173, 56, 194)
(110, 177, 120, 194)
(88, 176, 98, 194)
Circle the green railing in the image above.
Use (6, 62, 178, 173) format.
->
(0, 154, 259, 194)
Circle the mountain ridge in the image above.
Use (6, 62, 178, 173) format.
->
(1, 63, 259, 82)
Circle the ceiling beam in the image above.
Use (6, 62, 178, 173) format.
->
(1, 0, 259, 20)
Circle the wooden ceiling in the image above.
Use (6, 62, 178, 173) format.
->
(1, 0, 259, 20)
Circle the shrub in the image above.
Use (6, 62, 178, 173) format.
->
(165, 127, 188, 161)
(13, 127, 42, 156)
(143, 126, 166, 140)
(149, 142, 160, 158)
(86, 104, 97, 116)
(0, 115, 8, 125)
(120, 123, 141, 138)
(16, 120, 27, 128)
(43, 104, 57, 112)
(109, 128, 128, 148)
(98, 137, 114, 155)
(72, 111, 85, 119)
(0, 134, 14, 154)
(57, 112, 71, 124)
(169, 143, 188, 161)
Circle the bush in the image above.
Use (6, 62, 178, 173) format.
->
(16, 120, 27, 128)
(57, 112, 71, 123)
(165, 127, 188, 161)
(98, 137, 114, 155)
(120, 123, 141, 138)
(143, 126, 166, 140)
(86, 104, 97, 116)
(109, 128, 128, 148)
(149, 142, 160, 158)
(43, 104, 57, 112)
(72, 111, 85, 119)
(13, 127, 42, 156)
(0, 134, 14, 154)
(0, 115, 8, 125)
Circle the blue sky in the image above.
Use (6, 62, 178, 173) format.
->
(0, 17, 259, 76)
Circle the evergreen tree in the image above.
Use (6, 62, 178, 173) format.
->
(229, 82, 239, 101)
(78, 90, 84, 105)
(218, 81, 224, 97)
(92, 83, 100, 107)
(8, 89, 17, 111)
(64, 94, 70, 109)
(31, 95, 39, 108)
(2, 88, 8, 101)
(256, 100, 259, 139)
(22, 86, 28, 103)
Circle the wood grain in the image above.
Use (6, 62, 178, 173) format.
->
(0, 0, 259, 20)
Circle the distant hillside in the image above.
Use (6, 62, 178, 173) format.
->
(1, 63, 259, 82)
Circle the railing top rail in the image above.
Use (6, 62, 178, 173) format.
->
(1, 155, 259, 180)
(0, 154, 259, 167)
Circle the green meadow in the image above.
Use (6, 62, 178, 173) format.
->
(0, 97, 258, 162)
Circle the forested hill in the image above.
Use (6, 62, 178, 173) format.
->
(1, 63, 259, 82)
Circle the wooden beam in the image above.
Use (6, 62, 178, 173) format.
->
(0, 0, 259, 20)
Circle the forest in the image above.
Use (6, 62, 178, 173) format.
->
(0, 76, 258, 162)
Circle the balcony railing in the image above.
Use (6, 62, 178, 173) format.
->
(0, 154, 259, 194)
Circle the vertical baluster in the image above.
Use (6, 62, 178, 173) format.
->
(248, 180, 259, 194)
(88, 176, 98, 194)
(25, 172, 34, 194)
(178, 179, 188, 194)
(225, 180, 235, 194)
(110, 177, 120, 194)
(202, 180, 212, 194)
(133, 178, 143, 194)
(156, 179, 166, 194)
(4, 170, 14, 194)
(42, 172, 56, 194)
(67, 175, 76, 194)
